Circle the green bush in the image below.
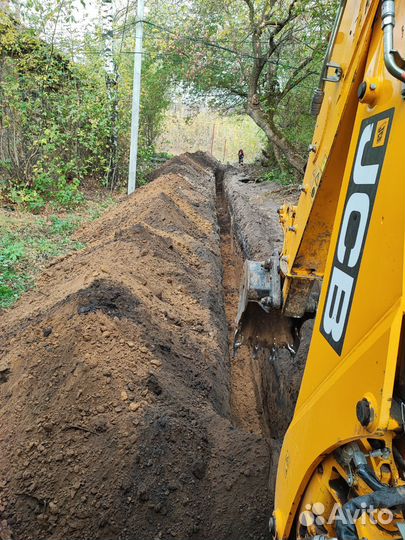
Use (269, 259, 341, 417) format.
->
(259, 168, 295, 186)
(0, 236, 30, 308)
(8, 188, 46, 213)
(0, 11, 173, 210)
(0, 14, 113, 208)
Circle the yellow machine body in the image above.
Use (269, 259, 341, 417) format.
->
(279, 0, 380, 318)
(273, 1, 405, 539)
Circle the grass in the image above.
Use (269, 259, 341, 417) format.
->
(258, 167, 297, 186)
(0, 197, 116, 309)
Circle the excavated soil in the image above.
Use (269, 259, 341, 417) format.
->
(0, 155, 317, 540)
(0, 154, 271, 540)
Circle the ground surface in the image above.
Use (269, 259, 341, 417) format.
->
(0, 154, 271, 540)
(0, 195, 117, 309)
(0, 155, 314, 540)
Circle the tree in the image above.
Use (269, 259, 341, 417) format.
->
(0, 0, 175, 207)
(145, 0, 338, 175)
(0, 9, 114, 209)
(101, 0, 119, 188)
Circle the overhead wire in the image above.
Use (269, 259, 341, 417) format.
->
(80, 17, 320, 75)
(52, 9, 321, 97)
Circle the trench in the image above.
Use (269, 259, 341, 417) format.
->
(215, 166, 264, 436)
(214, 164, 314, 498)
(0, 154, 290, 540)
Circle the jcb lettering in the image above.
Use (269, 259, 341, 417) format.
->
(323, 268, 354, 342)
(321, 110, 394, 355)
(353, 124, 379, 185)
(337, 193, 369, 268)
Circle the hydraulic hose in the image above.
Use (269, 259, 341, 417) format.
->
(336, 486, 405, 540)
(382, 0, 405, 82)
(311, 0, 347, 116)
(356, 464, 386, 492)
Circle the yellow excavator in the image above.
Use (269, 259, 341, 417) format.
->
(238, 1, 405, 538)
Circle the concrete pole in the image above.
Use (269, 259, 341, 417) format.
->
(128, 0, 145, 195)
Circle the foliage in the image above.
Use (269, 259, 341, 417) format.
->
(0, 218, 78, 308)
(0, 12, 114, 206)
(259, 167, 294, 186)
(0, 0, 340, 207)
(0, 3, 174, 209)
(0, 197, 115, 308)
(145, 0, 339, 174)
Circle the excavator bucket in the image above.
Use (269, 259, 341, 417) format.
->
(234, 254, 297, 354)
(236, 255, 281, 328)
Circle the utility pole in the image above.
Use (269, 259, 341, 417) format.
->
(128, 0, 145, 195)
(223, 139, 227, 163)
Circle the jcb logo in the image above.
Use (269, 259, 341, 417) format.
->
(321, 110, 394, 355)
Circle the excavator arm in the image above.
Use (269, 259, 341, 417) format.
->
(279, 0, 379, 319)
(238, 0, 404, 321)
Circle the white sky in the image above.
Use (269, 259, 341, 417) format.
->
(72, 0, 129, 34)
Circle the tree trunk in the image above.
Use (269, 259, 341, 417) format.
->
(247, 104, 306, 176)
(101, 0, 119, 189)
(273, 144, 286, 172)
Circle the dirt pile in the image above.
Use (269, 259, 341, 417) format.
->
(0, 155, 270, 540)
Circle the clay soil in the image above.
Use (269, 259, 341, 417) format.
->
(0, 154, 272, 540)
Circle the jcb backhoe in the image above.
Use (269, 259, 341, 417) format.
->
(237, 1, 405, 539)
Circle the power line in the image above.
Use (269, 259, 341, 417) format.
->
(121, 19, 321, 73)
(80, 36, 317, 75)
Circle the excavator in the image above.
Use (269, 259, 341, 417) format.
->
(237, 1, 405, 539)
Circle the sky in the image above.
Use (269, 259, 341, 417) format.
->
(72, 0, 130, 35)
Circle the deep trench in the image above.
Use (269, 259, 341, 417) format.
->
(214, 166, 265, 436)
(0, 156, 300, 540)
(214, 165, 313, 500)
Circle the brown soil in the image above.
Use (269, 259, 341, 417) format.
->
(222, 166, 315, 493)
(215, 170, 263, 436)
(0, 156, 315, 540)
(0, 155, 271, 540)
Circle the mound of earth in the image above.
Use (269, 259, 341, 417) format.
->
(0, 154, 270, 540)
